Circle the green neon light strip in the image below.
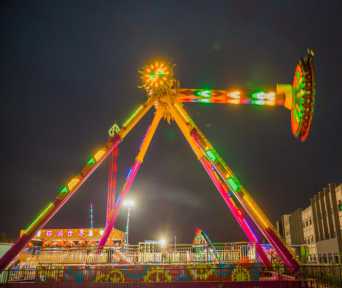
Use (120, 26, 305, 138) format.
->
(206, 149, 217, 162)
(199, 99, 211, 103)
(87, 156, 96, 166)
(157, 70, 165, 77)
(226, 176, 241, 192)
(251, 91, 263, 99)
(123, 105, 143, 127)
(149, 72, 156, 80)
(251, 99, 265, 105)
(195, 90, 212, 98)
(58, 185, 69, 197)
(25, 203, 54, 233)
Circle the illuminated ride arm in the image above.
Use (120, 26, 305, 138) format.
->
(0, 100, 154, 271)
(171, 102, 299, 272)
(168, 104, 271, 267)
(177, 50, 315, 142)
(176, 88, 285, 106)
(98, 107, 163, 250)
(105, 146, 119, 227)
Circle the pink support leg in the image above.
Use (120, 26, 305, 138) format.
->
(98, 161, 141, 250)
(200, 157, 271, 267)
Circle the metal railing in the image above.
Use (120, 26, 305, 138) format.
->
(299, 264, 342, 287)
(17, 242, 257, 266)
(2, 264, 341, 287)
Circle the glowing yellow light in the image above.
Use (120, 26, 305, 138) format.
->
(243, 194, 269, 228)
(94, 148, 106, 162)
(67, 176, 81, 191)
(159, 238, 167, 248)
(228, 99, 241, 104)
(265, 91, 275, 101)
(224, 171, 232, 179)
(25, 203, 54, 234)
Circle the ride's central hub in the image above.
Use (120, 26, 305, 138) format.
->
(139, 61, 176, 102)
(139, 60, 177, 121)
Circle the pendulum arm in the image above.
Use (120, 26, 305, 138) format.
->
(0, 99, 154, 271)
(176, 51, 315, 143)
(106, 146, 119, 226)
(98, 107, 163, 250)
(176, 88, 286, 107)
(169, 104, 270, 267)
(171, 103, 299, 272)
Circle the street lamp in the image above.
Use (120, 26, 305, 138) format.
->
(159, 238, 167, 248)
(123, 199, 135, 246)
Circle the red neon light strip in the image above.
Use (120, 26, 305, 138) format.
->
(200, 157, 270, 266)
(98, 161, 141, 250)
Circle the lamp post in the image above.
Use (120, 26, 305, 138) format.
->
(159, 238, 167, 263)
(89, 202, 94, 229)
(123, 199, 135, 246)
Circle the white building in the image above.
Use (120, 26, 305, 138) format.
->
(277, 183, 342, 264)
(309, 183, 342, 263)
(302, 205, 317, 262)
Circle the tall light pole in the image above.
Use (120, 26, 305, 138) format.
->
(123, 199, 135, 246)
(89, 202, 94, 229)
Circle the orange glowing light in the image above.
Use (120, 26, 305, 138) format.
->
(67, 177, 81, 191)
(94, 148, 106, 162)
(140, 61, 174, 95)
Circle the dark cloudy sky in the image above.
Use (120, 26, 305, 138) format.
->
(0, 1, 341, 244)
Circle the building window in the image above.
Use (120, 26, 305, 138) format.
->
(335, 255, 339, 264)
(338, 200, 342, 211)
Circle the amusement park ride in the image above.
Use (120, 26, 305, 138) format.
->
(0, 50, 316, 272)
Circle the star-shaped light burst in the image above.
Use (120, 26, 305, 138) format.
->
(140, 61, 174, 96)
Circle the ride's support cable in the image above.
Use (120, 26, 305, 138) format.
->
(169, 104, 270, 267)
(98, 108, 163, 250)
(0, 100, 154, 271)
(171, 103, 297, 271)
(106, 146, 119, 226)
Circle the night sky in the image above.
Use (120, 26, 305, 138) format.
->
(1, 1, 341, 244)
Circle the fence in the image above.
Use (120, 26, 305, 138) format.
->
(17, 242, 256, 266)
(2, 264, 341, 287)
(0, 264, 301, 286)
(299, 264, 342, 287)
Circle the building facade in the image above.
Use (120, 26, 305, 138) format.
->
(302, 205, 317, 261)
(276, 209, 304, 246)
(276, 183, 342, 264)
